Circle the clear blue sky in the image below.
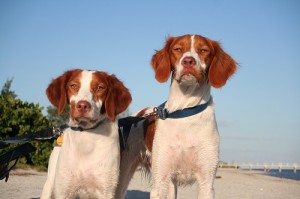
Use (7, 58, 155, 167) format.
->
(1, 0, 299, 164)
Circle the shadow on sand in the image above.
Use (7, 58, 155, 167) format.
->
(31, 190, 150, 199)
(125, 190, 150, 199)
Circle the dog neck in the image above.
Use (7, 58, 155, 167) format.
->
(165, 78, 211, 113)
(68, 115, 108, 131)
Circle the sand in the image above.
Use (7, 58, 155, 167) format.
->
(0, 168, 299, 199)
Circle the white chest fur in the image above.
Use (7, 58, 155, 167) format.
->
(54, 122, 120, 198)
(152, 105, 220, 185)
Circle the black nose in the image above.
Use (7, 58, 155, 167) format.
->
(181, 56, 196, 68)
(76, 100, 91, 113)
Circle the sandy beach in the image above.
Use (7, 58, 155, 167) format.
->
(0, 168, 299, 199)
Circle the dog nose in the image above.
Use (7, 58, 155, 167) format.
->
(76, 100, 91, 113)
(182, 56, 196, 68)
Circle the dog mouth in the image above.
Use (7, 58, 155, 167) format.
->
(69, 101, 104, 129)
(177, 69, 200, 82)
(75, 116, 97, 123)
(71, 116, 99, 128)
(175, 67, 207, 85)
(71, 107, 99, 123)
(177, 74, 198, 85)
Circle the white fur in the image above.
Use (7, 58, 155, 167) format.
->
(150, 82, 219, 199)
(41, 71, 120, 199)
(41, 146, 60, 198)
(50, 120, 120, 199)
(70, 70, 94, 103)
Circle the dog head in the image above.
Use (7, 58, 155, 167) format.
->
(46, 69, 132, 129)
(151, 34, 237, 88)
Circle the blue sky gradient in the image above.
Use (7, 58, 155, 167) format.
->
(1, 0, 299, 163)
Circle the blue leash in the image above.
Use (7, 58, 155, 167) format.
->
(118, 99, 211, 149)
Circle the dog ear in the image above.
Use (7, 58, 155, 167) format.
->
(208, 40, 237, 88)
(105, 75, 132, 121)
(46, 70, 79, 115)
(151, 37, 174, 83)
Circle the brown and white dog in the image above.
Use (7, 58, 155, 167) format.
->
(116, 34, 237, 199)
(40, 69, 131, 199)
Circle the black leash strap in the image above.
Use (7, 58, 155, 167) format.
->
(0, 143, 36, 182)
(0, 125, 66, 182)
(118, 116, 145, 150)
(1, 126, 64, 145)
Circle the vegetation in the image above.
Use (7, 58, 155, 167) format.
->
(0, 79, 66, 168)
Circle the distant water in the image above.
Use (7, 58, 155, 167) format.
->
(255, 169, 300, 181)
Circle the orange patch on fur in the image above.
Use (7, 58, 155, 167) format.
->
(143, 115, 157, 152)
(136, 108, 149, 117)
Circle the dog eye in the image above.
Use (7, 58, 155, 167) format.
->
(199, 48, 209, 53)
(95, 85, 104, 92)
(70, 84, 78, 90)
(174, 47, 182, 52)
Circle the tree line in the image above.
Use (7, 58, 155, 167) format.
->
(0, 79, 68, 168)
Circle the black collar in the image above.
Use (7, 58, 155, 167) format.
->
(63, 119, 105, 132)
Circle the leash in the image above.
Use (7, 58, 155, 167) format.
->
(118, 99, 211, 149)
(1, 119, 135, 152)
(0, 125, 66, 145)
(0, 143, 36, 182)
(0, 126, 61, 182)
(1, 98, 211, 171)
(0, 100, 210, 181)
(0, 119, 131, 152)
(0, 120, 104, 145)
(1, 98, 211, 146)
(118, 116, 146, 150)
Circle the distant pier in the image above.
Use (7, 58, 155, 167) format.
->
(219, 162, 299, 173)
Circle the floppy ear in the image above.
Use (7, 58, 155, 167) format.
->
(46, 70, 78, 115)
(151, 37, 174, 83)
(105, 75, 132, 121)
(208, 40, 237, 88)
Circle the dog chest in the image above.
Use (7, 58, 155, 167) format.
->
(151, 114, 220, 185)
(155, 112, 219, 146)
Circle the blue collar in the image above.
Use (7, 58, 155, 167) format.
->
(156, 98, 211, 120)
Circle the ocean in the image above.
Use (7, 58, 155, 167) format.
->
(257, 169, 300, 181)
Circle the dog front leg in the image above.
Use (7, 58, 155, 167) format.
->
(151, 168, 175, 199)
(168, 181, 177, 199)
(197, 184, 215, 199)
(196, 168, 217, 199)
(40, 146, 60, 199)
(151, 178, 173, 199)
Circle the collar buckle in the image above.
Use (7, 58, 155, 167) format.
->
(154, 106, 168, 120)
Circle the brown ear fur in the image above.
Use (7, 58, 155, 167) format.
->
(208, 41, 237, 88)
(105, 75, 132, 121)
(151, 37, 174, 83)
(46, 70, 80, 115)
